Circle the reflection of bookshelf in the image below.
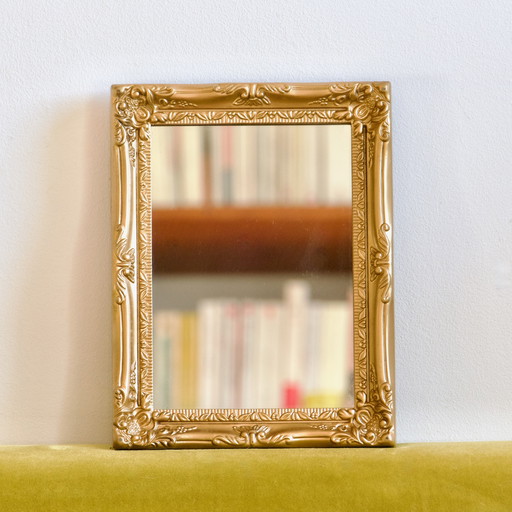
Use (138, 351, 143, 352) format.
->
(152, 206, 352, 274)
(153, 281, 354, 411)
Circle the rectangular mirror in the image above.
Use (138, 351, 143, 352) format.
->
(112, 82, 394, 448)
(151, 124, 354, 411)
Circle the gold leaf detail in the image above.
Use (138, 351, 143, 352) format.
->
(114, 225, 135, 305)
(137, 130, 153, 398)
(147, 425, 198, 448)
(309, 382, 393, 446)
(114, 402, 154, 448)
(370, 224, 392, 303)
(213, 83, 291, 106)
(213, 425, 295, 447)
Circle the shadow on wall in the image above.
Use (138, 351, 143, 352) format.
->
(62, 97, 112, 443)
(11, 96, 112, 444)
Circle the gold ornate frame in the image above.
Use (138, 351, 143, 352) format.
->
(111, 82, 394, 449)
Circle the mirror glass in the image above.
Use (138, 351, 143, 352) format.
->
(151, 124, 353, 410)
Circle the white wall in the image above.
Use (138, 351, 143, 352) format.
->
(0, 0, 511, 444)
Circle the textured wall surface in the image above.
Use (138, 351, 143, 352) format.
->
(0, 0, 511, 444)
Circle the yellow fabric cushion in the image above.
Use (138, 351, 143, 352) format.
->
(0, 442, 511, 511)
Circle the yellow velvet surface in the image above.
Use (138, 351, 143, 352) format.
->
(0, 442, 511, 511)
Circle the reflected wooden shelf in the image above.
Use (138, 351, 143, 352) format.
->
(152, 206, 352, 273)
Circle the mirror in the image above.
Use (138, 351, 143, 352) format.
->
(151, 124, 354, 410)
(112, 82, 395, 449)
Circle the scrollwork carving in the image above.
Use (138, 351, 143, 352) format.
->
(114, 365, 153, 448)
(114, 225, 135, 305)
(370, 223, 392, 303)
(154, 109, 341, 125)
(137, 124, 153, 393)
(114, 86, 198, 128)
(309, 82, 390, 138)
(213, 425, 295, 447)
(213, 83, 291, 106)
(351, 132, 368, 394)
(311, 382, 393, 446)
(153, 407, 345, 423)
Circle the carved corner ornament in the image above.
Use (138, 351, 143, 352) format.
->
(111, 82, 394, 449)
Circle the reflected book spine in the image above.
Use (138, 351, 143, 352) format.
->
(151, 129, 173, 208)
(168, 312, 182, 409)
(210, 126, 223, 206)
(153, 311, 170, 409)
(282, 280, 309, 408)
(182, 126, 204, 206)
(326, 125, 352, 205)
(232, 302, 244, 409)
(304, 300, 352, 408)
(259, 301, 282, 409)
(241, 301, 257, 409)
(198, 301, 214, 409)
(220, 301, 237, 408)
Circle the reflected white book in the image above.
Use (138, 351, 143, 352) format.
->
(326, 124, 352, 205)
(232, 126, 250, 205)
(283, 280, 310, 408)
(220, 301, 237, 408)
(303, 125, 319, 205)
(198, 301, 217, 409)
(181, 126, 204, 206)
(258, 301, 283, 409)
(304, 303, 321, 405)
(241, 301, 257, 408)
(257, 125, 276, 204)
(151, 128, 174, 207)
(209, 126, 223, 205)
(314, 300, 351, 407)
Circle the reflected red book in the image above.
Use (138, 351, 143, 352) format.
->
(284, 383, 302, 409)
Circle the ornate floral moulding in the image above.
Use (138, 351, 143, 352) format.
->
(112, 82, 394, 449)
